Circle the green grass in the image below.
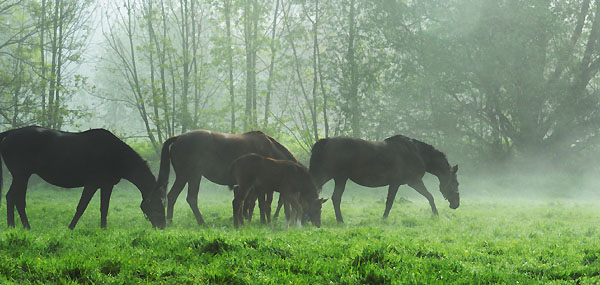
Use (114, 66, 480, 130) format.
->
(1, 179, 600, 284)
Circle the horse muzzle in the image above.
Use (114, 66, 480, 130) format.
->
(449, 201, 460, 209)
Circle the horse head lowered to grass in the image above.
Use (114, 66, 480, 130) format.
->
(230, 153, 327, 228)
(309, 135, 459, 223)
(0, 126, 166, 229)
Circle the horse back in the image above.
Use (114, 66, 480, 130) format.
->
(310, 136, 426, 187)
(233, 154, 314, 197)
(0, 126, 135, 187)
(169, 130, 295, 185)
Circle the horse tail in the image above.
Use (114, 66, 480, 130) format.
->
(156, 136, 178, 200)
(308, 138, 329, 189)
(309, 138, 328, 171)
(228, 157, 240, 191)
(0, 129, 13, 207)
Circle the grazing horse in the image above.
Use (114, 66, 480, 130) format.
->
(309, 135, 460, 223)
(156, 130, 297, 226)
(0, 126, 166, 229)
(230, 153, 327, 228)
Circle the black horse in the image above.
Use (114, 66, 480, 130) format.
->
(156, 130, 297, 226)
(0, 126, 166, 229)
(309, 135, 460, 223)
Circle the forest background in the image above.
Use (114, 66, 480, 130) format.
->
(2, 0, 600, 196)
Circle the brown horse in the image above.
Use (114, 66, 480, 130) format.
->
(156, 130, 297, 225)
(230, 153, 327, 228)
(0, 126, 166, 229)
(309, 135, 459, 223)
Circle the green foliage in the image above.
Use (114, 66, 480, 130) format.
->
(0, 183, 599, 283)
(125, 139, 158, 161)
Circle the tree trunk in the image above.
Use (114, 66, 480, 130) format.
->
(12, 42, 23, 127)
(39, 0, 47, 126)
(225, 0, 236, 132)
(317, 38, 329, 138)
(310, 0, 320, 142)
(191, 0, 201, 128)
(243, 0, 252, 130)
(179, 0, 191, 133)
(47, 0, 60, 128)
(264, 0, 279, 128)
(146, 0, 163, 142)
(126, 0, 158, 151)
(283, 1, 318, 144)
(347, 0, 360, 138)
(159, 0, 172, 136)
(251, 0, 258, 127)
(54, 7, 64, 129)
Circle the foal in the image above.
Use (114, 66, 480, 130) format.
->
(230, 153, 327, 228)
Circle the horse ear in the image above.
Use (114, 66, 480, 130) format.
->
(452, 165, 458, 173)
(320, 198, 328, 204)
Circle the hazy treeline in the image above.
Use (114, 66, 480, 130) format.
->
(2, 0, 600, 171)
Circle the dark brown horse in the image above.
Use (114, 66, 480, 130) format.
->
(156, 130, 297, 225)
(0, 126, 166, 229)
(230, 153, 326, 228)
(309, 135, 459, 223)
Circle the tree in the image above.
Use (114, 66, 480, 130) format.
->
(104, 0, 159, 150)
(0, 0, 92, 130)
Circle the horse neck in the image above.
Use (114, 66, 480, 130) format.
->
(300, 186, 318, 200)
(309, 168, 327, 188)
(125, 160, 155, 199)
(419, 148, 450, 181)
(298, 176, 319, 201)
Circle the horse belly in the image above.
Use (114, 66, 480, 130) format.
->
(348, 165, 403, 188)
(200, 166, 236, 186)
(36, 171, 86, 188)
(349, 174, 391, 188)
(36, 160, 109, 188)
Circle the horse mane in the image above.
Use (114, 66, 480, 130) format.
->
(259, 132, 298, 163)
(385, 135, 449, 168)
(92, 129, 153, 176)
(244, 130, 266, 136)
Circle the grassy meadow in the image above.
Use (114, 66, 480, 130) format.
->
(0, 177, 600, 284)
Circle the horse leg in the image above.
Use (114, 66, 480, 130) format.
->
(186, 176, 205, 226)
(256, 189, 272, 224)
(243, 188, 257, 223)
(100, 185, 114, 228)
(287, 201, 296, 229)
(383, 184, 400, 218)
(283, 200, 291, 230)
(6, 185, 15, 228)
(8, 175, 31, 229)
(69, 186, 99, 230)
(408, 180, 438, 215)
(332, 178, 348, 223)
(166, 177, 187, 224)
(265, 191, 273, 224)
(232, 185, 249, 228)
(290, 195, 303, 228)
(272, 195, 284, 220)
(257, 191, 266, 224)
